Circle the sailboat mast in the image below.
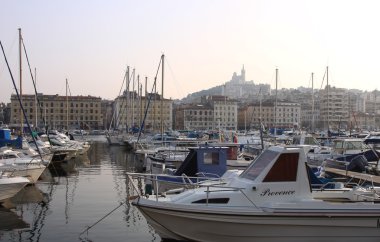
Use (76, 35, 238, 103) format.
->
(140, 83, 143, 127)
(327, 66, 329, 133)
(311, 72, 315, 132)
(136, 75, 141, 125)
(274, 68, 278, 137)
(126, 66, 129, 132)
(132, 69, 135, 130)
(19, 28, 23, 135)
(66, 78, 69, 131)
(161, 54, 164, 141)
(35, 67, 38, 129)
(145, 76, 147, 110)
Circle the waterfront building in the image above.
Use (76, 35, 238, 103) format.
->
(114, 92, 173, 132)
(350, 112, 376, 131)
(300, 103, 321, 131)
(101, 100, 114, 130)
(240, 100, 301, 130)
(174, 95, 238, 131)
(182, 104, 214, 130)
(320, 85, 349, 130)
(10, 94, 103, 130)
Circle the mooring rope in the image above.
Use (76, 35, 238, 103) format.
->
(78, 202, 125, 238)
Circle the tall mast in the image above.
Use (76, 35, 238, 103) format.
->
(274, 68, 278, 137)
(35, 67, 38, 129)
(66, 78, 69, 131)
(311, 72, 315, 132)
(327, 66, 329, 133)
(126, 66, 129, 132)
(140, 83, 143, 127)
(161, 54, 164, 141)
(137, 74, 140, 126)
(153, 77, 156, 132)
(259, 88, 262, 124)
(145, 76, 147, 110)
(132, 68, 135, 130)
(19, 28, 23, 135)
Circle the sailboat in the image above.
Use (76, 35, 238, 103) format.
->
(0, 29, 49, 184)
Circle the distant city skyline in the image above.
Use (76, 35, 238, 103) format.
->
(1, 0, 380, 104)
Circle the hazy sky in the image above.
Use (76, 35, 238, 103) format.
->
(1, 0, 380, 103)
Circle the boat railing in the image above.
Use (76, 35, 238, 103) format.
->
(127, 172, 229, 200)
(126, 172, 260, 208)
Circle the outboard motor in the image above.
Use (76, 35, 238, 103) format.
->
(347, 155, 368, 172)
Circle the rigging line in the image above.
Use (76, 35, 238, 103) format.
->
(136, 76, 157, 143)
(154, 57, 162, 80)
(21, 40, 46, 160)
(136, 56, 162, 143)
(21, 39, 47, 131)
(0, 41, 44, 160)
(107, 68, 128, 132)
(165, 56, 185, 98)
(79, 202, 125, 237)
(320, 67, 327, 90)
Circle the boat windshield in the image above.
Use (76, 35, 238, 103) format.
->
(334, 140, 366, 150)
(240, 150, 279, 181)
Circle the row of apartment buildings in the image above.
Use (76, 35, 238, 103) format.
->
(4, 85, 380, 132)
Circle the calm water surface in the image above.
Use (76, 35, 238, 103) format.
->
(0, 137, 161, 242)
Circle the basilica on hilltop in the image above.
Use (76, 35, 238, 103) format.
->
(223, 66, 271, 99)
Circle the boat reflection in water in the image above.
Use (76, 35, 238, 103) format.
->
(0, 207, 29, 231)
(0, 141, 159, 242)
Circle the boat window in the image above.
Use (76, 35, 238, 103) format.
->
(346, 141, 364, 150)
(192, 198, 229, 204)
(263, 153, 299, 182)
(204, 152, 219, 165)
(334, 141, 344, 149)
(240, 150, 279, 181)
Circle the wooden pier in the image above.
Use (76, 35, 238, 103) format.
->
(324, 167, 380, 184)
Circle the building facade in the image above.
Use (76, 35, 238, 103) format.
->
(114, 92, 173, 132)
(319, 85, 349, 130)
(174, 96, 238, 131)
(240, 100, 301, 130)
(10, 94, 103, 130)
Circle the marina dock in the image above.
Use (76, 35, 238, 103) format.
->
(325, 167, 380, 185)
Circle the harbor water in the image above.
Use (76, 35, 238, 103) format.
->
(0, 137, 161, 242)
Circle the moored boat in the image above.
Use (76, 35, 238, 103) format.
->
(130, 145, 380, 241)
(0, 175, 30, 202)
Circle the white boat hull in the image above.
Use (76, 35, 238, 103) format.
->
(3, 165, 46, 184)
(135, 201, 380, 242)
(0, 177, 29, 201)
